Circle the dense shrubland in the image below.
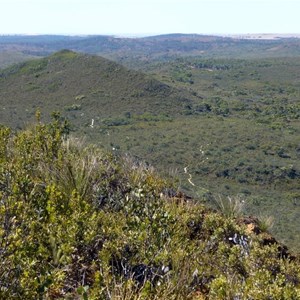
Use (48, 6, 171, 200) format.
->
(0, 118, 300, 299)
(1, 51, 300, 251)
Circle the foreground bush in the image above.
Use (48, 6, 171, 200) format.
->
(0, 119, 299, 299)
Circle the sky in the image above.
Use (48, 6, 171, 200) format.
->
(1, 0, 300, 36)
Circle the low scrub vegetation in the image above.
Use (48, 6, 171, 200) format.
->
(0, 118, 299, 299)
(1, 52, 300, 251)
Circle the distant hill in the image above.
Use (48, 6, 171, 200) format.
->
(1, 34, 300, 69)
(0, 50, 39, 69)
(0, 50, 198, 129)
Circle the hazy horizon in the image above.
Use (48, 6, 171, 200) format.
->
(1, 33, 300, 40)
(1, 0, 300, 36)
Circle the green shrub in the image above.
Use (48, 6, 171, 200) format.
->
(0, 120, 299, 299)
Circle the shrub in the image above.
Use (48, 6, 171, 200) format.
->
(0, 120, 299, 299)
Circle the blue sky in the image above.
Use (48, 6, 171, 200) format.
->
(1, 0, 300, 36)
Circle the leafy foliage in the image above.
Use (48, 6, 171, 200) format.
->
(0, 120, 299, 299)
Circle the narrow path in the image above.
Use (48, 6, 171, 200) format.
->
(184, 166, 195, 186)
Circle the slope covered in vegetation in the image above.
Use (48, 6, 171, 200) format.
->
(0, 50, 198, 129)
(0, 119, 299, 299)
(0, 51, 300, 252)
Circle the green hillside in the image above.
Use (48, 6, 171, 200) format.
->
(100, 56, 300, 251)
(0, 120, 299, 299)
(0, 50, 198, 129)
(0, 51, 39, 69)
(0, 51, 300, 252)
